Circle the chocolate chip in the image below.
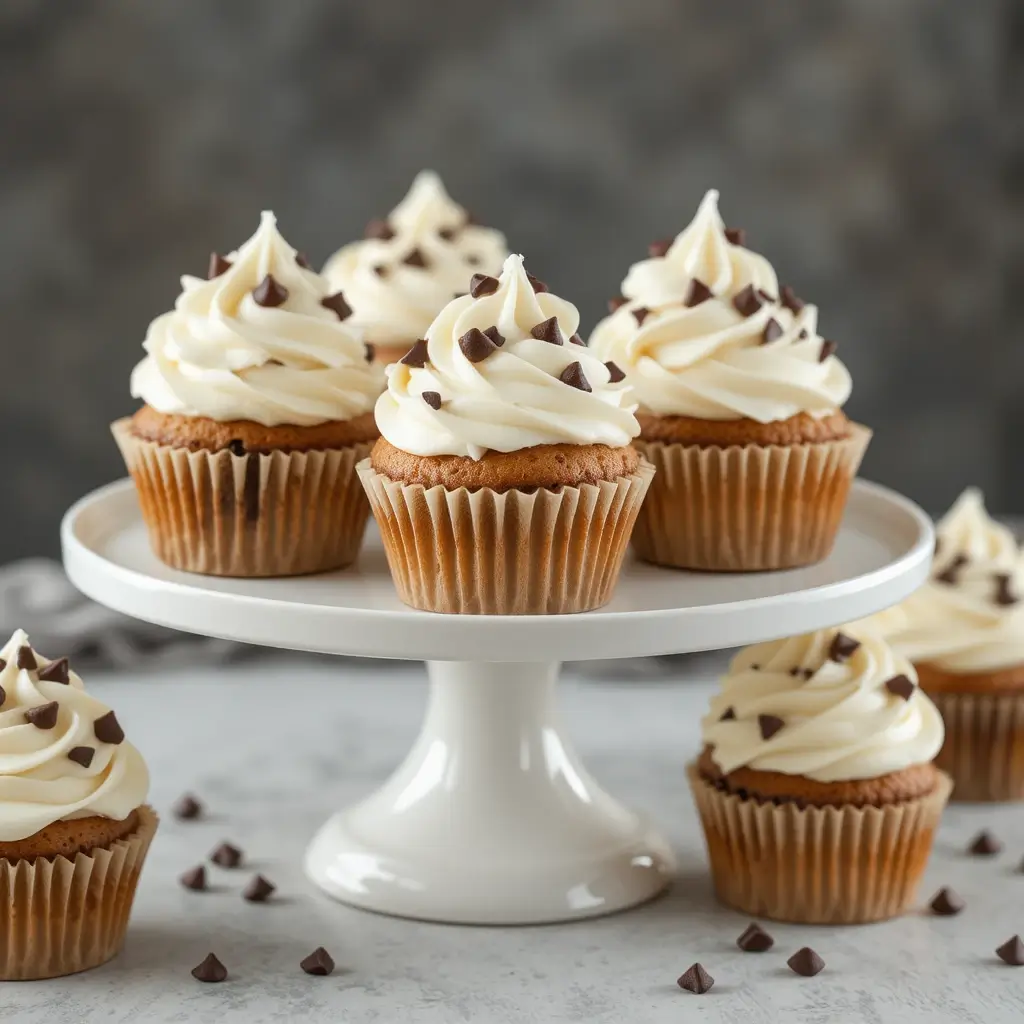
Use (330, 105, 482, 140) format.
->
(465, 254, 481, 266)
(301, 947, 336, 976)
(758, 288, 776, 303)
(677, 963, 714, 994)
(829, 632, 861, 662)
(819, 340, 838, 362)
(968, 830, 1002, 856)
(482, 325, 505, 347)
(526, 271, 548, 293)
(68, 746, 95, 768)
(17, 646, 36, 671)
(801, 668, 815, 679)
(762, 318, 784, 344)
(683, 279, 713, 307)
(295, 251, 311, 270)
(648, 238, 673, 258)
(605, 361, 626, 383)
(758, 714, 784, 740)
(210, 842, 243, 868)
(192, 953, 227, 983)
(719, 706, 736, 721)
(207, 253, 232, 279)
(737, 922, 774, 952)
(530, 317, 564, 346)
(929, 887, 965, 916)
(885, 674, 915, 701)
(459, 327, 498, 363)
(558, 362, 591, 392)
(787, 947, 825, 977)
(997, 936, 1024, 966)
(372, 264, 389, 277)
(0, 684, 5, 707)
(781, 285, 805, 313)
(24, 701, 58, 730)
(569, 332, 586, 346)
(320, 292, 352, 320)
(402, 247, 428, 268)
(789, 667, 802, 676)
(798, 328, 808, 339)
(994, 573, 1018, 606)
(94, 710, 125, 745)
(733, 284, 764, 318)
(400, 339, 429, 368)
(364, 218, 394, 240)
(750, 664, 760, 670)
(243, 874, 276, 903)
(252, 274, 288, 308)
(936, 553, 968, 585)
(179, 865, 207, 891)
(173, 793, 203, 820)
(608, 296, 627, 314)
(724, 227, 745, 246)
(438, 227, 457, 241)
(422, 391, 443, 410)
(364, 343, 375, 363)
(469, 273, 499, 298)
(632, 306, 652, 326)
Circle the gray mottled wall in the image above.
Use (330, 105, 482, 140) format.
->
(0, 0, 1013, 562)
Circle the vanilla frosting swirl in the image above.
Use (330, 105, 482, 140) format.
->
(885, 489, 1024, 673)
(0, 630, 149, 842)
(702, 626, 944, 782)
(323, 171, 508, 348)
(375, 254, 640, 459)
(589, 189, 851, 421)
(131, 211, 383, 426)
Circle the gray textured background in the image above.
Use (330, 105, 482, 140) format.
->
(0, 1, 1016, 563)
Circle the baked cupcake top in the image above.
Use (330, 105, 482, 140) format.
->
(702, 626, 943, 782)
(131, 211, 383, 427)
(375, 254, 640, 459)
(885, 488, 1024, 673)
(589, 189, 852, 422)
(323, 171, 508, 348)
(0, 630, 149, 842)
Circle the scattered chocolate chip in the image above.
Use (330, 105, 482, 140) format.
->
(758, 714, 784, 741)
(211, 842, 243, 868)
(438, 227, 457, 241)
(402, 247, 428, 268)
(737, 922, 774, 952)
(829, 632, 861, 662)
(789, 667, 802, 677)
(648, 238, 673, 258)
(482, 325, 505, 347)
(677, 963, 714, 994)
(750, 664, 760, 670)
(301, 947, 336, 976)
(719, 706, 736, 721)
(994, 573, 1018, 606)
(68, 746, 95, 769)
(24, 701, 58, 730)
(558, 362, 591, 392)
(761, 318, 784, 344)
(94, 710, 125, 745)
(208, 253, 232, 279)
(17, 646, 37, 671)
(632, 306, 652, 326)
(192, 953, 227, 983)
(422, 391, 443, 410)
(364, 343, 375, 363)
(243, 874, 276, 903)
(569, 332, 586, 346)
(372, 264, 389, 277)
(929, 887, 965, 916)
(364, 218, 394, 241)
(252, 274, 288, 308)
(788, 947, 825, 977)
(526, 271, 549, 293)
(459, 327, 499, 363)
(758, 289, 776, 303)
(781, 285, 805, 313)
(683, 279, 713, 307)
(608, 296, 627, 314)
(733, 284, 764, 318)
(968, 830, 1002, 856)
(935, 553, 968, 585)
(724, 227, 745, 246)
(465, 255, 481, 266)
(605, 361, 626, 383)
(295, 251, 312, 270)
(819, 340, 838, 362)
(227, 439, 247, 457)
(801, 668, 815, 680)
(320, 292, 352, 320)
(997, 936, 1024, 966)
(530, 317, 564, 346)
(179, 865, 207, 891)
(173, 793, 203, 820)
(469, 273, 499, 298)
(798, 328, 809, 339)
(885, 674, 916, 701)
(400, 339, 429, 368)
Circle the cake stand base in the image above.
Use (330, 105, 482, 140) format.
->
(303, 661, 676, 924)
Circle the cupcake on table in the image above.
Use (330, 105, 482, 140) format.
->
(323, 171, 508, 367)
(0, 630, 155, 980)
(590, 189, 869, 572)
(117, 211, 383, 578)
(362, 253, 652, 615)
(689, 624, 949, 924)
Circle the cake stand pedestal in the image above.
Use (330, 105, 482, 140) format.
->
(62, 478, 931, 925)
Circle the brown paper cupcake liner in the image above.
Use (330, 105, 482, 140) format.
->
(113, 419, 372, 577)
(358, 458, 655, 614)
(0, 805, 158, 981)
(631, 423, 871, 571)
(929, 690, 1024, 802)
(687, 764, 951, 924)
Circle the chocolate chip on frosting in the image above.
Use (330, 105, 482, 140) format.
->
(788, 947, 825, 977)
(469, 273, 499, 298)
(242, 874, 276, 903)
(192, 953, 228, 983)
(996, 936, 1024, 966)
(677, 963, 714, 994)
(758, 714, 784, 740)
(402, 247, 428, 268)
(929, 887, 965, 916)
(732, 284, 764, 318)
(422, 391, 443, 410)
(372, 264, 389, 277)
(724, 227, 746, 246)
(207, 253, 232, 280)
(294, 251, 312, 270)
(364, 343, 375, 363)
(252, 274, 289, 308)
(648, 238, 673, 258)
(829, 632, 861, 662)
(631, 307, 652, 326)
(465, 254, 482, 266)
(781, 285, 805, 313)
(683, 279, 713, 307)
(719, 706, 736, 721)
(94, 710, 125, 745)
(459, 327, 499, 363)
(993, 573, 1018, 606)
(605, 361, 626, 383)
(301, 947, 336, 976)
(320, 292, 353, 320)
(482, 325, 505, 347)
(884, 674, 915, 701)
(608, 296, 627, 314)
(737, 922, 774, 952)
(438, 226, 457, 241)
(569, 332, 586, 346)
(968, 830, 1002, 856)
(530, 317, 564, 346)
(364, 218, 395, 241)
(526, 271, 549, 294)
(17, 646, 36, 671)
(935, 553, 968, 585)
(761, 318, 783, 344)
(558, 362, 591, 392)
(818, 340, 838, 363)
(24, 701, 58, 730)
(68, 746, 95, 769)
(211, 842, 243, 868)
(758, 288, 776, 304)
(400, 339, 430, 368)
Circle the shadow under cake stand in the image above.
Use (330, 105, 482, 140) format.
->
(61, 478, 932, 926)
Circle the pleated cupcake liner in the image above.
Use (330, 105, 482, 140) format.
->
(687, 764, 951, 924)
(631, 423, 871, 572)
(113, 419, 372, 577)
(0, 806, 158, 981)
(358, 458, 655, 614)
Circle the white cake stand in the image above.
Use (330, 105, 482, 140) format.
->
(62, 478, 931, 925)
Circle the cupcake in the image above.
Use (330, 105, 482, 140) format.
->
(116, 211, 384, 577)
(884, 488, 1024, 801)
(323, 170, 508, 367)
(362, 253, 653, 614)
(688, 625, 949, 923)
(0, 630, 155, 979)
(589, 189, 870, 571)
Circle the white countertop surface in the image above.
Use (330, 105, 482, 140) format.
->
(2, 654, 1022, 1023)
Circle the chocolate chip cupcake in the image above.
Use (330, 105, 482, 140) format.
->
(361, 254, 653, 614)
(323, 171, 508, 367)
(590, 189, 870, 571)
(689, 625, 950, 924)
(115, 211, 384, 577)
(0, 631, 156, 979)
